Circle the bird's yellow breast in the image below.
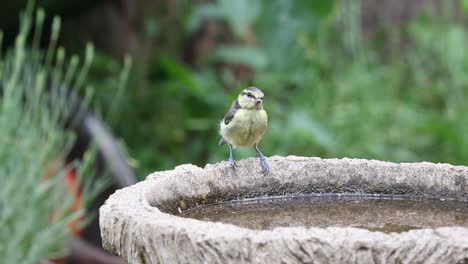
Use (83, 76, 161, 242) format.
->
(220, 109, 268, 148)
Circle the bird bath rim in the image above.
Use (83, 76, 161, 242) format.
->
(100, 156, 468, 263)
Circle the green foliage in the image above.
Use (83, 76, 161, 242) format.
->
(116, 56, 228, 175)
(0, 5, 104, 263)
(189, 0, 261, 38)
(213, 46, 268, 71)
(88, 0, 468, 179)
(257, 0, 468, 165)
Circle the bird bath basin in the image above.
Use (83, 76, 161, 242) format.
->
(100, 156, 468, 263)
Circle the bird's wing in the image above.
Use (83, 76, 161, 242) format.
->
(223, 99, 240, 125)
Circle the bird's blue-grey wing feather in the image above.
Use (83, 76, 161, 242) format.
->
(223, 99, 240, 125)
(219, 99, 240, 146)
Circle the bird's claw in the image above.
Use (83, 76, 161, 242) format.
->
(229, 158, 238, 169)
(260, 157, 270, 174)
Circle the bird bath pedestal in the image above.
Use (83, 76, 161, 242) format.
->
(100, 156, 468, 263)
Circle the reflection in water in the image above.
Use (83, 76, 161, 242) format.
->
(178, 195, 468, 233)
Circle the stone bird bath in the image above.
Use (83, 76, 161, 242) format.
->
(100, 156, 468, 263)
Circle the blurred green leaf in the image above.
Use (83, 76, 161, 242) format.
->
(218, 0, 261, 37)
(289, 110, 335, 149)
(189, 0, 261, 37)
(213, 46, 268, 70)
(461, 0, 468, 12)
(298, 0, 335, 18)
(188, 3, 225, 32)
(144, 17, 159, 40)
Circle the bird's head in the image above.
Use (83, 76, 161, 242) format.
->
(238, 86, 264, 110)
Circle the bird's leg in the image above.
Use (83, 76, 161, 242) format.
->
(229, 144, 237, 168)
(254, 144, 269, 173)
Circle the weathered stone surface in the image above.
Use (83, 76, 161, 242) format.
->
(100, 156, 468, 263)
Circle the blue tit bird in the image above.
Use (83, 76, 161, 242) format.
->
(219, 86, 269, 173)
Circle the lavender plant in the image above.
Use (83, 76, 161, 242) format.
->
(0, 4, 107, 263)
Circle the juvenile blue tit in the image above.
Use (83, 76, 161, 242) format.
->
(219, 86, 269, 173)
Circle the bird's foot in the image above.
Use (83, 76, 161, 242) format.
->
(228, 144, 237, 170)
(259, 156, 270, 174)
(229, 157, 238, 169)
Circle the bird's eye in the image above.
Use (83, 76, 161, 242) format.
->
(246, 93, 254, 98)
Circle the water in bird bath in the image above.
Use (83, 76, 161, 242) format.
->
(179, 194, 468, 233)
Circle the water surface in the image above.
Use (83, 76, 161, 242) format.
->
(179, 195, 468, 233)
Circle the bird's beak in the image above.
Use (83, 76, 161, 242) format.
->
(256, 99, 263, 105)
